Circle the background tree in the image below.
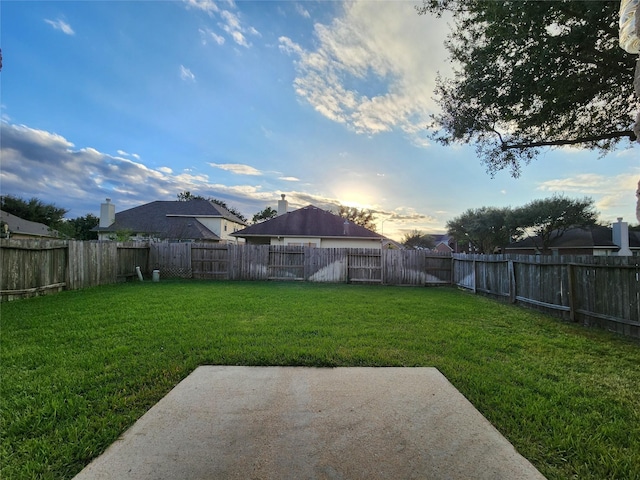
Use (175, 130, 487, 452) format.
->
(446, 206, 513, 253)
(401, 230, 435, 249)
(0, 195, 68, 230)
(252, 206, 278, 224)
(417, 0, 638, 176)
(65, 214, 100, 240)
(176, 191, 248, 223)
(511, 195, 598, 253)
(336, 206, 377, 231)
(176, 191, 197, 201)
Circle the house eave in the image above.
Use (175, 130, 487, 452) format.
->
(232, 233, 383, 240)
(166, 214, 222, 218)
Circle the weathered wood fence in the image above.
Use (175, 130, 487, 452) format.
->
(452, 254, 640, 338)
(0, 239, 149, 301)
(2, 240, 638, 338)
(149, 243, 452, 285)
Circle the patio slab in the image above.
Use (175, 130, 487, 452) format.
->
(73, 366, 545, 479)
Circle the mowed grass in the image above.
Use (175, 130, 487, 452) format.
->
(1, 280, 639, 479)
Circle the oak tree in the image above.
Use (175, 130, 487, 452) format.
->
(418, 0, 639, 176)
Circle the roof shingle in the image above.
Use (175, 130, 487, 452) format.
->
(232, 205, 382, 239)
(94, 200, 245, 241)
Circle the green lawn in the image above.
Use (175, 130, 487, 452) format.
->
(1, 280, 639, 479)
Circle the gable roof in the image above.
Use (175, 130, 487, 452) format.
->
(506, 225, 640, 251)
(93, 200, 246, 240)
(0, 210, 59, 238)
(232, 205, 383, 240)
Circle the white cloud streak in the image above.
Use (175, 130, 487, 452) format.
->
(537, 172, 640, 224)
(278, 1, 451, 146)
(185, 0, 259, 48)
(44, 18, 75, 35)
(183, 0, 220, 16)
(180, 65, 196, 82)
(295, 4, 311, 19)
(209, 163, 262, 176)
(199, 27, 225, 45)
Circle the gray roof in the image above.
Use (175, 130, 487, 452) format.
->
(506, 225, 640, 250)
(0, 210, 59, 238)
(94, 200, 246, 240)
(232, 205, 383, 240)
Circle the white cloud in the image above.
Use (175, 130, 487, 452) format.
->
(186, 1, 259, 48)
(209, 163, 262, 175)
(280, 1, 451, 145)
(183, 0, 220, 15)
(0, 120, 441, 238)
(116, 149, 141, 160)
(219, 10, 259, 47)
(199, 27, 225, 46)
(44, 18, 75, 35)
(279, 36, 303, 56)
(0, 121, 279, 218)
(537, 172, 640, 224)
(180, 65, 196, 82)
(295, 4, 311, 19)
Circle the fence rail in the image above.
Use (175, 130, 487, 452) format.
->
(452, 254, 640, 338)
(2, 240, 638, 338)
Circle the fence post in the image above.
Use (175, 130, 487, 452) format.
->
(472, 258, 477, 293)
(567, 263, 577, 322)
(508, 259, 516, 304)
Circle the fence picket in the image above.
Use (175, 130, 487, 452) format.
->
(2, 240, 638, 338)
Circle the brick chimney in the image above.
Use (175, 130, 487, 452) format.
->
(612, 217, 632, 256)
(100, 198, 115, 228)
(277, 194, 288, 216)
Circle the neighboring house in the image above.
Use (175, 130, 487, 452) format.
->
(431, 234, 459, 254)
(231, 196, 384, 248)
(0, 210, 60, 239)
(93, 199, 247, 243)
(504, 219, 639, 256)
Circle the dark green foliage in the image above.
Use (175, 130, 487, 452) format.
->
(252, 206, 278, 224)
(0, 195, 68, 229)
(446, 195, 598, 253)
(64, 214, 99, 240)
(401, 229, 435, 249)
(417, 0, 638, 176)
(446, 206, 513, 253)
(512, 195, 598, 252)
(336, 205, 377, 231)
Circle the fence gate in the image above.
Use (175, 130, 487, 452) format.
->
(192, 245, 229, 279)
(268, 246, 304, 280)
(347, 248, 382, 283)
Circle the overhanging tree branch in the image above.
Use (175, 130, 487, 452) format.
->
(501, 130, 637, 151)
(420, 1, 639, 176)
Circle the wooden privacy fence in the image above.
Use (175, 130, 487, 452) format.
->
(0, 239, 149, 301)
(151, 243, 452, 285)
(452, 254, 640, 339)
(2, 240, 638, 339)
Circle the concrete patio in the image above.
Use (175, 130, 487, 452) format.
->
(73, 366, 545, 479)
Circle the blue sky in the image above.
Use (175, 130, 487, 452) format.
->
(1, 0, 638, 241)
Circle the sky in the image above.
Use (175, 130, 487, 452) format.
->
(1, 0, 639, 241)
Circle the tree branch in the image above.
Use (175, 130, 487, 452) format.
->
(501, 130, 637, 150)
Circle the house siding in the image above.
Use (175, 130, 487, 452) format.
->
(320, 238, 382, 249)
